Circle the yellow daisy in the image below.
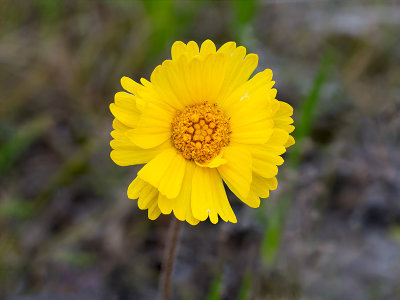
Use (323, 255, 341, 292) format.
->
(110, 40, 294, 225)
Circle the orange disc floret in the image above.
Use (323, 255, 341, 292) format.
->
(171, 102, 230, 164)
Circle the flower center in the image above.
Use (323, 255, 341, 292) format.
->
(171, 102, 230, 164)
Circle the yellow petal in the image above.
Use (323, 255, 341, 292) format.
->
(119, 76, 152, 113)
(215, 46, 246, 100)
(114, 92, 138, 110)
(252, 160, 278, 178)
(200, 39, 216, 56)
(219, 68, 273, 112)
(186, 216, 200, 226)
(217, 145, 252, 200)
(285, 135, 295, 148)
(138, 186, 158, 210)
(251, 175, 270, 199)
(252, 174, 277, 197)
(273, 101, 295, 134)
(136, 78, 173, 113)
(137, 148, 175, 186)
(266, 128, 290, 146)
(275, 101, 293, 117)
(195, 151, 227, 168)
(251, 143, 286, 157)
(127, 177, 153, 206)
(186, 41, 199, 57)
(127, 177, 146, 199)
(191, 166, 236, 223)
(250, 129, 288, 175)
(112, 119, 129, 131)
(121, 76, 144, 95)
(151, 63, 186, 111)
(163, 57, 190, 105)
(275, 120, 295, 134)
(251, 152, 284, 174)
(158, 154, 187, 199)
(109, 136, 131, 148)
(127, 177, 161, 219)
(191, 166, 216, 222)
(158, 193, 173, 214)
(138, 148, 187, 199)
(217, 41, 236, 55)
(232, 53, 258, 90)
(110, 84, 142, 129)
(172, 161, 200, 224)
(201, 53, 226, 102)
(187, 57, 204, 103)
(213, 176, 237, 223)
(171, 40, 200, 61)
(230, 120, 274, 145)
(133, 101, 174, 131)
(266, 176, 278, 191)
(148, 199, 161, 220)
(110, 103, 139, 128)
(110, 122, 130, 142)
(217, 50, 258, 102)
(241, 174, 280, 208)
(126, 101, 174, 149)
(171, 41, 187, 60)
(217, 69, 275, 145)
(127, 128, 171, 149)
(250, 129, 288, 178)
(110, 139, 168, 166)
(242, 189, 261, 208)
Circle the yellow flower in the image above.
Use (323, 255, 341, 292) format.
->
(110, 40, 294, 225)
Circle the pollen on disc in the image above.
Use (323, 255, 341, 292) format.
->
(171, 102, 230, 164)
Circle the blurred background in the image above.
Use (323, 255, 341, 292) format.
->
(1, 0, 400, 299)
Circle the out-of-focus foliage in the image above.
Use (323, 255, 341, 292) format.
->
(1, 0, 400, 299)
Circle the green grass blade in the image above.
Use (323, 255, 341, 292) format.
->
(206, 272, 222, 300)
(289, 51, 334, 167)
(238, 272, 252, 300)
(262, 51, 334, 265)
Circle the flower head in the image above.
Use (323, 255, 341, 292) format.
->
(110, 40, 294, 225)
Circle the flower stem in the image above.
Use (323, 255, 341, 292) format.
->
(160, 217, 183, 300)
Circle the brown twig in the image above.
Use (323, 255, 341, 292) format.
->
(160, 217, 183, 300)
